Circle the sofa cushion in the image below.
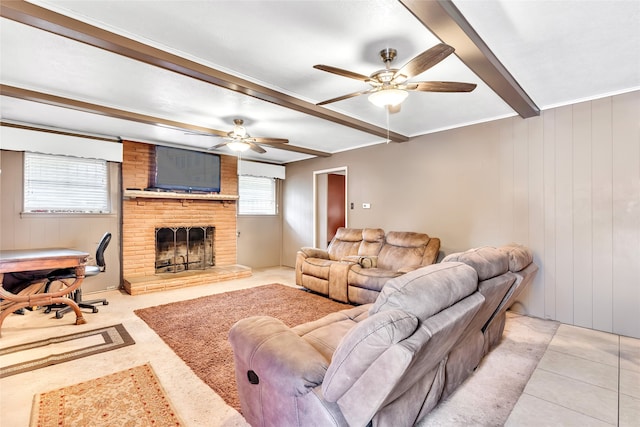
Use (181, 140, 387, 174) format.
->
(385, 231, 430, 247)
(442, 246, 508, 281)
(377, 231, 430, 271)
(327, 227, 364, 261)
(370, 262, 478, 320)
(348, 265, 402, 292)
(293, 306, 370, 361)
(499, 244, 533, 272)
(301, 257, 333, 280)
(322, 309, 418, 401)
(358, 228, 385, 256)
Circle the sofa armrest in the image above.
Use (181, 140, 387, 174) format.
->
(229, 316, 328, 397)
(421, 237, 441, 266)
(342, 255, 378, 268)
(300, 247, 330, 259)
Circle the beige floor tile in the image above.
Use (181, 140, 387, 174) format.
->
(537, 349, 618, 391)
(506, 394, 615, 427)
(548, 330, 619, 367)
(621, 368, 640, 399)
(620, 335, 640, 373)
(619, 394, 640, 427)
(555, 324, 619, 344)
(523, 369, 618, 425)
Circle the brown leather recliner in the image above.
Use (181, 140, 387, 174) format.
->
(295, 228, 385, 301)
(296, 228, 440, 304)
(346, 231, 441, 304)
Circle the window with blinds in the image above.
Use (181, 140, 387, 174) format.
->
(24, 152, 110, 213)
(238, 175, 277, 215)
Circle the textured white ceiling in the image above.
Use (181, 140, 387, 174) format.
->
(1, 0, 638, 163)
(453, 0, 640, 109)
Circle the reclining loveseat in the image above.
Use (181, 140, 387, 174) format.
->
(230, 244, 537, 427)
(295, 227, 440, 304)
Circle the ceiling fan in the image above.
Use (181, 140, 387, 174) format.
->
(207, 119, 289, 154)
(314, 43, 477, 109)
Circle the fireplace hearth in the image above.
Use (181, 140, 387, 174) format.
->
(155, 226, 214, 273)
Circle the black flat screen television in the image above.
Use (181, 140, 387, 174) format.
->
(153, 146, 221, 193)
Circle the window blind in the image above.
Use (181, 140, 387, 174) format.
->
(238, 175, 276, 215)
(24, 152, 109, 213)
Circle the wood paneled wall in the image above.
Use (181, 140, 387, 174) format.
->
(283, 91, 640, 338)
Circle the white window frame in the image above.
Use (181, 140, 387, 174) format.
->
(238, 175, 278, 216)
(23, 152, 110, 214)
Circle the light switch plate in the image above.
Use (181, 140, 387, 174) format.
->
(362, 203, 371, 209)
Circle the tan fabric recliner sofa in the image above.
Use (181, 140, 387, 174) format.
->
(295, 227, 440, 304)
(230, 244, 537, 427)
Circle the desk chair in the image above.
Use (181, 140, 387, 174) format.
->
(44, 232, 111, 319)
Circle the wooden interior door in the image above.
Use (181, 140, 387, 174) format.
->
(327, 173, 346, 244)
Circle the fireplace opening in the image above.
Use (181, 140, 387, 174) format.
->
(155, 226, 215, 273)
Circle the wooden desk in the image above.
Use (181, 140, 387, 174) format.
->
(0, 248, 89, 337)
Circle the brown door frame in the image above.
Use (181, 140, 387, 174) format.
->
(313, 166, 348, 248)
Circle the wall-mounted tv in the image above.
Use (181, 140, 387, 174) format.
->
(153, 146, 221, 193)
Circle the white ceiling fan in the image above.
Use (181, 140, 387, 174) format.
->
(314, 43, 477, 110)
(194, 119, 289, 154)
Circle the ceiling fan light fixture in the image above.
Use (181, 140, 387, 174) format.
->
(227, 140, 251, 152)
(368, 88, 408, 107)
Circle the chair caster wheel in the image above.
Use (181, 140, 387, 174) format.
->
(103, 301, 109, 306)
(56, 312, 64, 319)
(92, 307, 99, 313)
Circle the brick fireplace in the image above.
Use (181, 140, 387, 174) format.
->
(121, 140, 251, 295)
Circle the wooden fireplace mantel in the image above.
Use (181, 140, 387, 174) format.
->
(123, 189, 239, 201)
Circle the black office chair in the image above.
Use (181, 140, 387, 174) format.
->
(44, 232, 111, 319)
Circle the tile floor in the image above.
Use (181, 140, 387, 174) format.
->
(506, 322, 640, 426)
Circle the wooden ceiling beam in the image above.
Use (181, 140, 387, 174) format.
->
(0, 84, 333, 157)
(399, 0, 540, 118)
(0, 0, 409, 143)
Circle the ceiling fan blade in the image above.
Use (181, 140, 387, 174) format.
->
(313, 65, 371, 82)
(393, 43, 455, 81)
(253, 137, 289, 144)
(184, 131, 227, 138)
(248, 142, 267, 154)
(209, 141, 229, 150)
(317, 89, 373, 106)
(407, 81, 477, 92)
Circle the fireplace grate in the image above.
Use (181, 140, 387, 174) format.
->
(155, 226, 215, 273)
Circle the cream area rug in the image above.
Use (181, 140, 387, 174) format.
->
(420, 312, 560, 426)
(30, 363, 182, 427)
(1, 324, 135, 378)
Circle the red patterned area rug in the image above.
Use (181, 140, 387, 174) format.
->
(134, 283, 352, 412)
(30, 363, 182, 427)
